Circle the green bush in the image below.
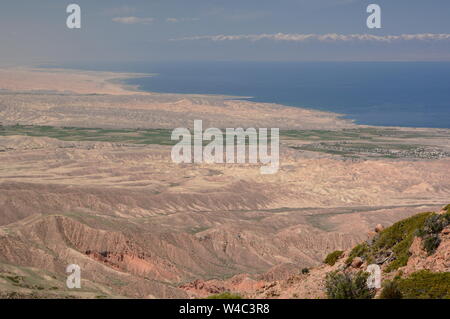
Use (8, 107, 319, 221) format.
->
(422, 234, 441, 255)
(325, 271, 375, 299)
(396, 271, 450, 299)
(207, 292, 242, 299)
(338, 211, 446, 273)
(301, 268, 310, 275)
(345, 243, 370, 265)
(324, 250, 344, 266)
(419, 214, 448, 235)
(444, 204, 450, 213)
(379, 281, 403, 299)
(417, 213, 450, 255)
(372, 212, 432, 272)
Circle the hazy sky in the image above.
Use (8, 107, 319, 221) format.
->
(1, 0, 450, 64)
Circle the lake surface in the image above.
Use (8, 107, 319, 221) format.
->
(50, 62, 450, 128)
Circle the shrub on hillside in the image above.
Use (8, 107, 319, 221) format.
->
(379, 281, 403, 299)
(396, 271, 450, 299)
(444, 204, 450, 213)
(345, 243, 370, 265)
(371, 212, 432, 272)
(207, 292, 242, 299)
(325, 271, 375, 299)
(421, 234, 441, 255)
(301, 268, 310, 275)
(416, 213, 450, 255)
(323, 250, 344, 266)
(339, 211, 445, 273)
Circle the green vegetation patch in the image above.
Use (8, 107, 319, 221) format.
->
(372, 212, 433, 272)
(325, 271, 375, 299)
(301, 268, 310, 275)
(281, 130, 363, 141)
(338, 212, 433, 273)
(416, 212, 450, 255)
(207, 292, 243, 299)
(4, 275, 24, 285)
(281, 128, 450, 141)
(0, 125, 175, 145)
(345, 243, 370, 265)
(379, 281, 403, 299)
(1, 125, 274, 147)
(324, 250, 344, 266)
(395, 271, 450, 299)
(444, 204, 450, 213)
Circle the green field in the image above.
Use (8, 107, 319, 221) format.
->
(1, 125, 448, 159)
(281, 127, 450, 141)
(0, 125, 175, 145)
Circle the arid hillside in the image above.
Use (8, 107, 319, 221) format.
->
(181, 206, 450, 299)
(0, 68, 449, 298)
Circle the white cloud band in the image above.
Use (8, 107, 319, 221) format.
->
(112, 16, 154, 25)
(172, 33, 450, 42)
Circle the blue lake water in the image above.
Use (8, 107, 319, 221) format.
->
(50, 62, 450, 128)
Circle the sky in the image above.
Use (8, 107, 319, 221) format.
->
(1, 0, 450, 65)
